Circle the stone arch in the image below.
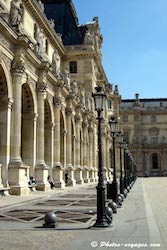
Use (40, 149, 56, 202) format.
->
(0, 63, 12, 186)
(0, 61, 13, 99)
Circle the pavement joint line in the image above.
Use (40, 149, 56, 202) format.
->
(142, 179, 167, 249)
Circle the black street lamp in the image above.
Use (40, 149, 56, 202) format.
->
(117, 131, 124, 195)
(123, 142, 128, 192)
(109, 116, 118, 203)
(92, 85, 109, 228)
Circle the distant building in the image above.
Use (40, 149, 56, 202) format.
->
(120, 94, 167, 177)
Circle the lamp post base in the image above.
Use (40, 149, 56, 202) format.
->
(93, 220, 110, 228)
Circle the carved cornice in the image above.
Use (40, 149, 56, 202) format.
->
(24, 0, 65, 56)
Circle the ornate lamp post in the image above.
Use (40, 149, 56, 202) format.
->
(117, 131, 124, 195)
(109, 116, 118, 203)
(92, 85, 109, 228)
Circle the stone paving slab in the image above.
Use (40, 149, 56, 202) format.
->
(0, 178, 166, 250)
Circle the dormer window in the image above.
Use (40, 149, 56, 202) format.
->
(70, 61, 77, 73)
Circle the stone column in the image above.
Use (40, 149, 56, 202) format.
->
(35, 82, 49, 191)
(74, 114, 83, 184)
(107, 136, 112, 181)
(50, 122, 55, 177)
(9, 71, 29, 195)
(101, 123, 108, 181)
(29, 113, 37, 177)
(88, 124, 95, 182)
(83, 119, 89, 183)
(53, 99, 65, 188)
(66, 107, 76, 186)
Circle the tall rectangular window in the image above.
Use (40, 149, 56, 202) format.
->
(108, 100, 111, 109)
(70, 61, 77, 73)
(151, 131, 158, 144)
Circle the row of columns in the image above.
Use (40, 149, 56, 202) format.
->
(0, 68, 114, 195)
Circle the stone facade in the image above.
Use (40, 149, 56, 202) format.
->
(0, 0, 120, 195)
(120, 94, 167, 177)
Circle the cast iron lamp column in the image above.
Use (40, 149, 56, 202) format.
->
(117, 131, 124, 195)
(123, 142, 128, 191)
(92, 86, 109, 228)
(109, 116, 118, 203)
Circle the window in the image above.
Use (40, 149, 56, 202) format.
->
(34, 23, 37, 39)
(151, 130, 158, 144)
(123, 115, 128, 122)
(134, 115, 140, 122)
(69, 61, 77, 73)
(151, 115, 156, 122)
(45, 39, 48, 54)
(108, 100, 111, 109)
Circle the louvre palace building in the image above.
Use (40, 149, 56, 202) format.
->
(0, 0, 166, 196)
(0, 0, 121, 195)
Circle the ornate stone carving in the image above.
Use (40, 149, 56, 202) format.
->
(52, 49, 60, 76)
(66, 105, 73, 116)
(36, 28, 44, 57)
(53, 97, 62, 108)
(80, 88, 86, 107)
(86, 98, 91, 111)
(12, 48, 25, 73)
(63, 67, 71, 89)
(9, 0, 23, 31)
(38, 0, 44, 11)
(84, 30, 94, 45)
(37, 71, 47, 92)
(72, 80, 78, 96)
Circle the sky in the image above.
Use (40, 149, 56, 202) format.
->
(73, 0, 167, 99)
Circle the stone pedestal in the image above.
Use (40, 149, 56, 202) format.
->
(75, 166, 84, 184)
(0, 164, 3, 188)
(94, 168, 98, 182)
(35, 163, 50, 191)
(83, 166, 90, 183)
(103, 168, 108, 181)
(8, 161, 29, 195)
(66, 164, 76, 186)
(89, 167, 95, 182)
(108, 169, 113, 181)
(53, 165, 65, 188)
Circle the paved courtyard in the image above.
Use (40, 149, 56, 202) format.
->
(0, 178, 167, 250)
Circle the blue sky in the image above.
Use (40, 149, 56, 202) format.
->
(73, 0, 167, 99)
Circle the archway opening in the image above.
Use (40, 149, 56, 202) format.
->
(60, 111, 65, 167)
(44, 99, 52, 167)
(21, 83, 34, 171)
(0, 66, 8, 186)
